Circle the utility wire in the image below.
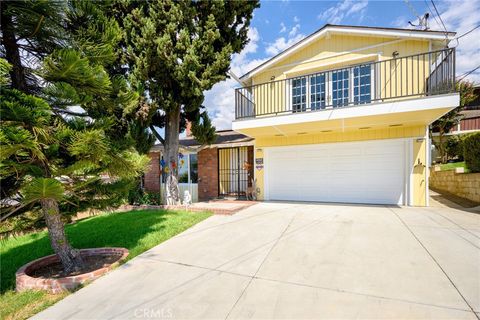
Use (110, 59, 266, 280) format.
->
(455, 25, 480, 40)
(430, 0, 448, 33)
(404, 0, 420, 19)
(423, 0, 442, 30)
(456, 64, 480, 81)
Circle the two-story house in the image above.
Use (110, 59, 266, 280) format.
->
(232, 24, 458, 206)
(144, 24, 458, 207)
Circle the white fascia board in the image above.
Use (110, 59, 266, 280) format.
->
(232, 93, 459, 131)
(240, 26, 454, 81)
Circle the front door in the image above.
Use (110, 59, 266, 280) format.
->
(218, 147, 253, 198)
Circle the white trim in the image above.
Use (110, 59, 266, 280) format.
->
(233, 93, 459, 131)
(201, 141, 254, 149)
(264, 148, 270, 200)
(240, 26, 454, 81)
(403, 140, 409, 206)
(408, 139, 414, 206)
(425, 126, 430, 207)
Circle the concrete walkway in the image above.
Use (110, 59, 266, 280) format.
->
(34, 202, 480, 319)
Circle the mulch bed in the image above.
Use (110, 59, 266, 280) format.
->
(29, 254, 120, 279)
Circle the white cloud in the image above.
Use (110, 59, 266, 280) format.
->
(293, 16, 300, 23)
(435, 0, 480, 83)
(391, 16, 409, 28)
(280, 22, 287, 33)
(203, 27, 269, 130)
(288, 23, 301, 37)
(265, 33, 305, 56)
(204, 21, 308, 129)
(318, 0, 369, 24)
(392, 1, 480, 83)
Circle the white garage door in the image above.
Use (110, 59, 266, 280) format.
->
(265, 139, 407, 205)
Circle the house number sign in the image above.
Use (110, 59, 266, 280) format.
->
(255, 158, 264, 170)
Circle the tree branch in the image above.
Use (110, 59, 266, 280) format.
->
(149, 125, 165, 145)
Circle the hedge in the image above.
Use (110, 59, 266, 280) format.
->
(463, 132, 480, 173)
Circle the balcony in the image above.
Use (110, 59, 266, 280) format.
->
(235, 48, 456, 120)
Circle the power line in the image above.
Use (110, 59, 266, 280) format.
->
(456, 64, 480, 81)
(404, 0, 430, 30)
(430, 0, 448, 33)
(429, 0, 450, 45)
(423, 0, 442, 30)
(404, 0, 420, 18)
(455, 25, 480, 40)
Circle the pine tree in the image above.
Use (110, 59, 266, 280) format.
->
(0, 1, 149, 273)
(117, 0, 259, 204)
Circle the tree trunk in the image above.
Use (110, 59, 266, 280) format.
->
(0, 4, 28, 91)
(41, 198, 84, 274)
(438, 128, 446, 163)
(163, 108, 181, 205)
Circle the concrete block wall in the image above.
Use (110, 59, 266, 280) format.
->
(429, 169, 480, 203)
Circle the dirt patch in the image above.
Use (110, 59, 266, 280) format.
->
(29, 254, 121, 279)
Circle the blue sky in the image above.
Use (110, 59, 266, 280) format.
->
(204, 0, 480, 130)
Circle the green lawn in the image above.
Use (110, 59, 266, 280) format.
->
(439, 161, 468, 172)
(0, 209, 212, 320)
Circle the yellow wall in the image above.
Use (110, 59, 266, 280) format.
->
(248, 35, 433, 116)
(254, 125, 428, 206)
(412, 137, 428, 206)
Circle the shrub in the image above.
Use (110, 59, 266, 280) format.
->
(128, 185, 161, 205)
(445, 135, 464, 161)
(463, 132, 480, 172)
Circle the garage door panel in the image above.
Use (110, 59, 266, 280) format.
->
(266, 139, 406, 205)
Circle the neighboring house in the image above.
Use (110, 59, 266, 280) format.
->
(432, 85, 480, 135)
(455, 108, 480, 133)
(430, 86, 479, 162)
(232, 24, 458, 206)
(144, 128, 254, 201)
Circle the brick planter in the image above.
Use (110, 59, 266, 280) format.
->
(16, 247, 129, 294)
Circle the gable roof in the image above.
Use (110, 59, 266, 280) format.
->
(240, 24, 456, 81)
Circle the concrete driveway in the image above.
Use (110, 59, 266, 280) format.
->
(35, 202, 480, 319)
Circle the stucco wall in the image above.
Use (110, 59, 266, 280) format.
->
(429, 170, 480, 203)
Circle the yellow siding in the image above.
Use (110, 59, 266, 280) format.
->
(254, 125, 428, 206)
(253, 35, 429, 82)
(255, 125, 425, 147)
(248, 35, 432, 116)
(412, 137, 428, 206)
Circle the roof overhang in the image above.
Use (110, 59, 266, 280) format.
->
(149, 140, 255, 153)
(232, 94, 459, 137)
(240, 25, 456, 81)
